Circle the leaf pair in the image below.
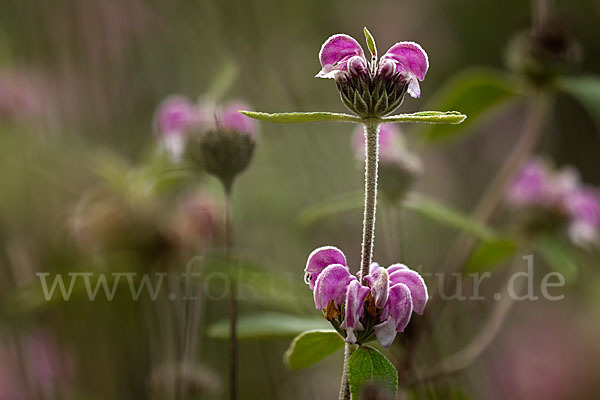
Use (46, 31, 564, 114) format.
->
(285, 330, 398, 398)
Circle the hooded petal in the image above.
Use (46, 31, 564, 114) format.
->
(219, 101, 258, 137)
(340, 279, 370, 343)
(374, 283, 413, 348)
(380, 42, 429, 81)
(380, 42, 429, 98)
(304, 246, 347, 290)
(364, 265, 389, 309)
(317, 34, 365, 79)
(313, 264, 353, 310)
(386, 283, 413, 332)
(388, 265, 428, 314)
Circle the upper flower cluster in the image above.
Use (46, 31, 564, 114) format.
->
(507, 158, 600, 248)
(304, 246, 427, 347)
(316, 29, 429, 118)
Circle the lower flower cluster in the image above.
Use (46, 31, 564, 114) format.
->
(304, 246, 428, 348)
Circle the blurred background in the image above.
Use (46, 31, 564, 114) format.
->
(1, 0, 600, 399)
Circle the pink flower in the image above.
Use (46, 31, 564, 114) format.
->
(317, 34, 428, 98)
(316, 29, 429, 118)
(566, 188, 600, 247)
(507, 158, 600, 248)
(154, 95, 199, 160)
(304, 246, 427, 347)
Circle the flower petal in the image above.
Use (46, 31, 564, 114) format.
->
(374, 317, 397, 348)
(388, 265, 428, 314)
(387, 283, 413, 332)
(317, 34, 365, 79)
(313, 264, 353, 310)
(381, 41, 429, 81)
(340, 279, 370, 343)
(364, 266, 389, 309)
(304, 246, 347, 290)
(154, 95, 197, 137)
(219, 101, 258, 137)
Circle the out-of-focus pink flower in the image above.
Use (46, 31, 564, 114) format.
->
(506, 159, 550, 207)
(305, 246, 427, 347)
(566, 188, 600, 247)
(352, 124, 401, 162)
(154, 95, 199, 160)
(352, 124, 423, 201)
(164, 191, 221, 250)
(0, 70, 51, 122)
(218, 101, 258, 138)
(507, 158, 600, 247)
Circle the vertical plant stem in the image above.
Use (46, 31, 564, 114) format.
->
(338, 119, 380, 400)
(338, 343, 355, 400)
(225, 188, 238, 400)
(359, 119, 380, 282)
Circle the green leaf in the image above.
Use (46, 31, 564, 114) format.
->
(364, 27, 377, 58)
(404, 193, 497, 241)
(297, 191, 363, 228)
(466, 239, 518, 273)
(284, 330, 345, 370)
(239, 111, 361, 124)
(419, 68, 517, 142)
(382, 111, 466, 124)
(536, 235, 578, 282)
(207, 312, 331, 339)
(560, 76, 600, 131)
(348, 345, 398, 398)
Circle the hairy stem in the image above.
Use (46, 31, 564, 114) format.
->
(360, 119, 380, 282)
(225, 189, 238, 400)
(338, 343, 355, 400)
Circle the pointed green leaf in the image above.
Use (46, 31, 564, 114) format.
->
(405, 193, 497, 241)
(239, 111, 361, 124)
(382, 111, 467, 124)
(466, 239, 518, 273)
(207, 312, 331, 339)
(284, 330, 345, 370)
(348, 345, 398, 398)
(418, 68, 517, 141)
(364, 27, 377, 58)
(536, 235, 578, 282)
(560, 76, 600, 133)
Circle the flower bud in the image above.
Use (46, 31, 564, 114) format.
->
(505, 23, 582, 87)
(348, 55, 368, 78)
(378, 59, 396, 79)
(186, 101, 258, 191)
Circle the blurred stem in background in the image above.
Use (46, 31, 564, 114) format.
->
(224, 187, 238, 400)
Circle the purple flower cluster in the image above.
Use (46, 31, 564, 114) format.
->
(317, 30, 429, 118)
(154, 95, 257, 160)
(304, 246, 427, 347)
(507, 158, 600, 247)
